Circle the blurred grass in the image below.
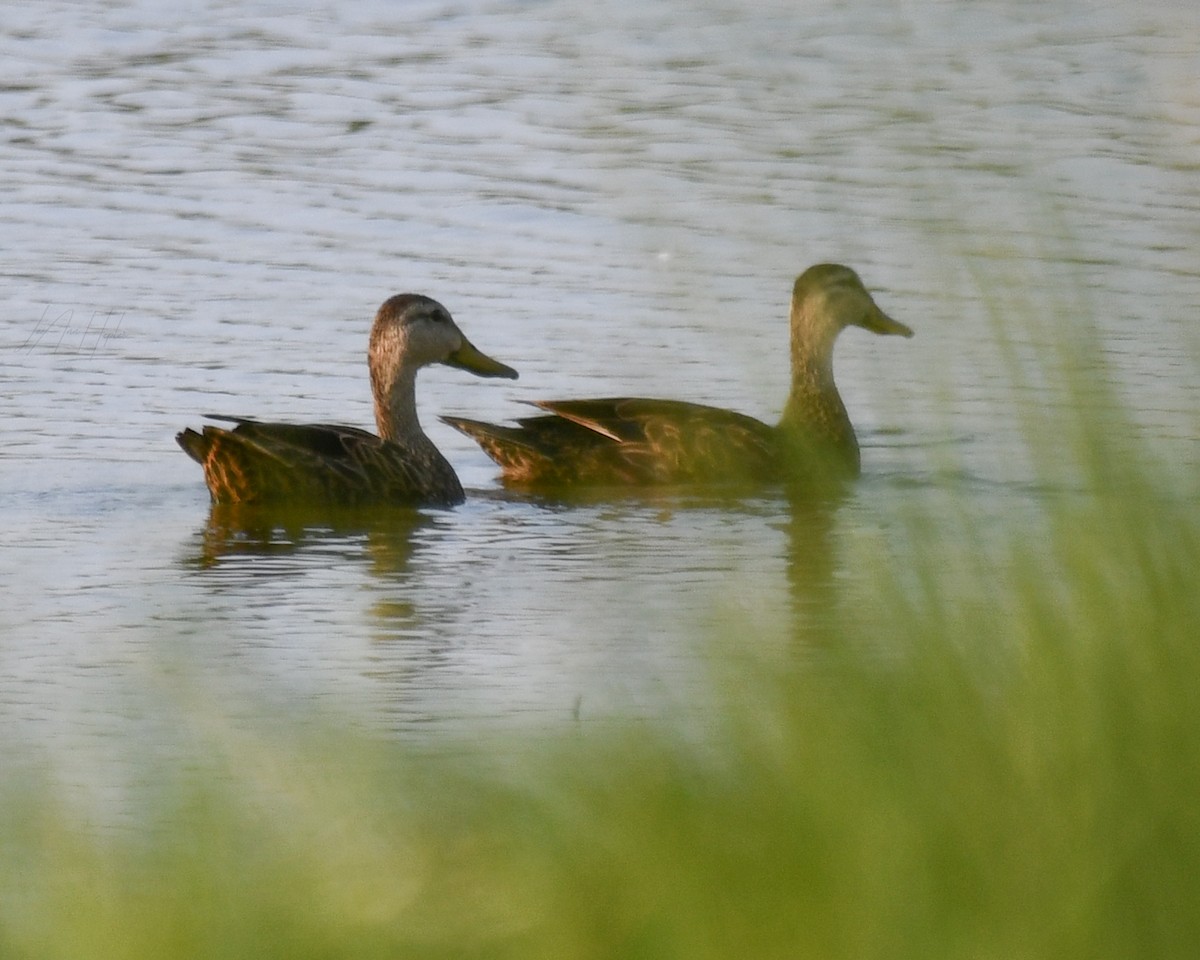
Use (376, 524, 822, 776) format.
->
(4, 308, 1199, 959)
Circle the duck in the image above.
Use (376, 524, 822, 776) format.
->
(442, 264, 911, 487)
(177, 294, 518, 507)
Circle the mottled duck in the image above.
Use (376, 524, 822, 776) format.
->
(177, 294, 517, 506)
(442, 264, 911, 487)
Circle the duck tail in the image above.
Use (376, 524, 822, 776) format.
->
(176, 422, 292, 503)
(440, 415, 531, 448)
(175, 427, 211, 465)
(440, 415, 548, 475)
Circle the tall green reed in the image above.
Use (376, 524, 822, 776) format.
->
(2, 287, 1197, 960)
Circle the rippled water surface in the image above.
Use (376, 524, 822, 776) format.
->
(3, 0, 1198, 805)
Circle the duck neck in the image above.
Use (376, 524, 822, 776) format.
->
(372, 364, 427, 445)
(776, 304, 859, 474)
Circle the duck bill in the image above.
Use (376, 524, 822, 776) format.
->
(863, 303, 914, 338)
(445, 338, 519, 379)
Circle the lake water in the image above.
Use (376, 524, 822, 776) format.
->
(3, 0, 1198, 809)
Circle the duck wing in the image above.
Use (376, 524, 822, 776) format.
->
(176, 416, 463, 506)
(443, 398, 780, 486)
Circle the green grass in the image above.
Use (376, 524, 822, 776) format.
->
(4, 323, 1198, 959)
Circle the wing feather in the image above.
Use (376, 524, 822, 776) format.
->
(176, 417, 463, 506)
(444, 399, 781, 486)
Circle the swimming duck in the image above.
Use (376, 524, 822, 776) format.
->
(442, 264, 911, 487)
(177, 294, 518, 506)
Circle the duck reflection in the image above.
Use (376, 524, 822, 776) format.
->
(781, 486, 849, 646)
(185, 500, 432, 578)
(478, 481, 852, 650)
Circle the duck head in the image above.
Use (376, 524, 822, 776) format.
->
(369, 293, 517, 441)
(369, 294, 518, 380)
(791, 263, 914, 342)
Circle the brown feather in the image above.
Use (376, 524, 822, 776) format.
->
(177, 294, 516, 507)
(443, 264, 912, 489)
(176, 418, 465, 506)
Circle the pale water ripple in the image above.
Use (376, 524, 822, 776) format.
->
(1, 0, 1197, 811)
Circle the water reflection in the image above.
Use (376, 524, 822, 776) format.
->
(5, 0, 1198, 817)
(781, 489, 846, 643)
(184, 501, 433, 576)
(480, 481, 847, 629)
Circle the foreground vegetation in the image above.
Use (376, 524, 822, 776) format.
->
(3, 330, 1197, 959)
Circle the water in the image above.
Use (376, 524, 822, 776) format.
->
(3, 0, 1198, 807)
